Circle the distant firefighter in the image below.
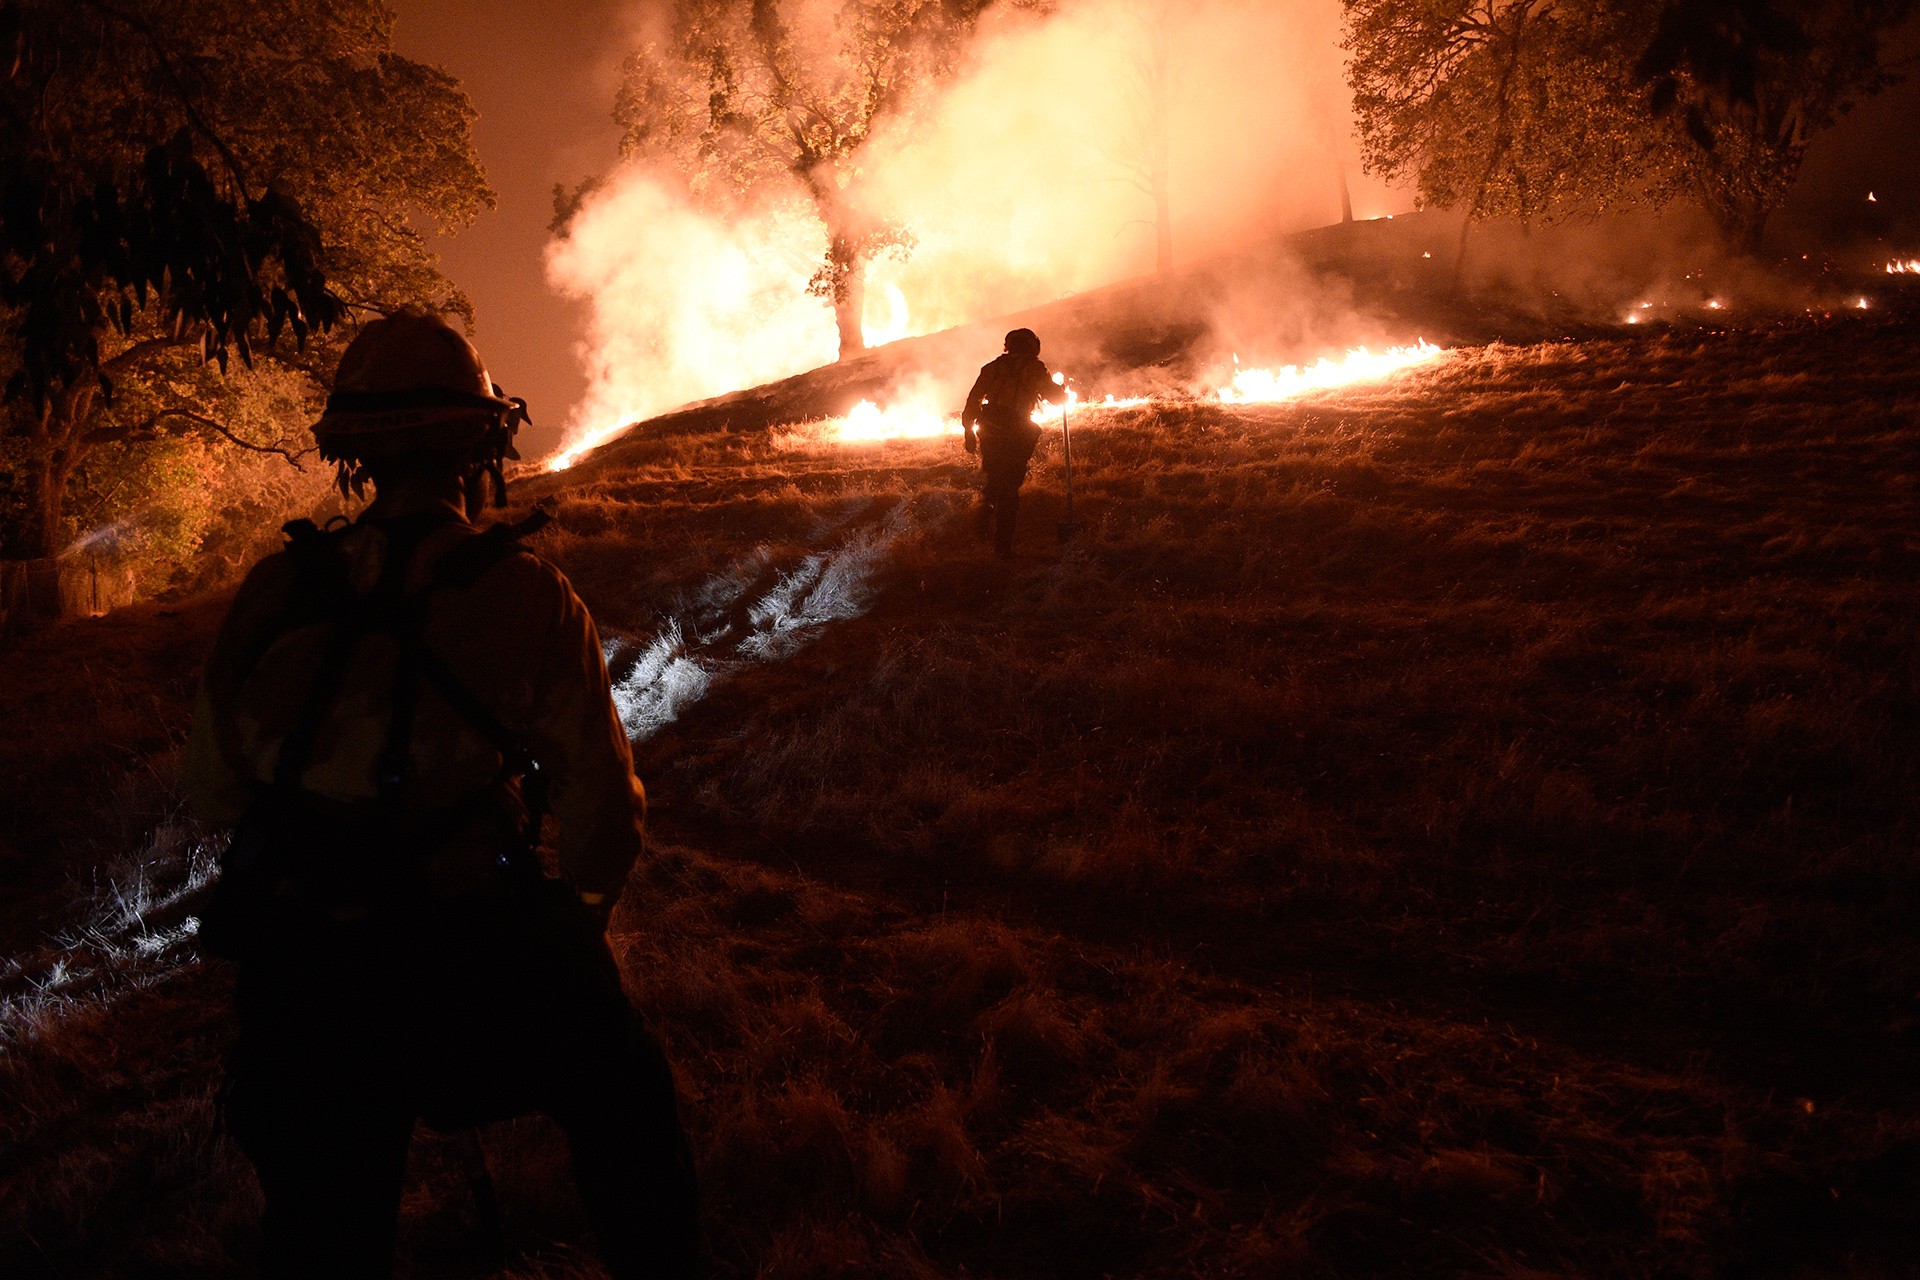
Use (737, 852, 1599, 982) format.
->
(185, 310, 697, 1279)
(962, 327, 1067, 558)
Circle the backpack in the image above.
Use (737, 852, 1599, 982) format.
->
(200, 509, 553, 960)
(973, 355, 1046, 443)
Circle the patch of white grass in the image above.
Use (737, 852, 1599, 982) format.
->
(0, 820, 221, 1051)
(603, 502, 916, 740)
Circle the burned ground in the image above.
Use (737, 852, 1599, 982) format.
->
(3, 305, 1919, 1277)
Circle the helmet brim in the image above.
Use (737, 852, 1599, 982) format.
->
(314, 405, 502, 458)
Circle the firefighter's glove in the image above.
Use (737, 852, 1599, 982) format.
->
(577, 890, 617, 933)
(963, 429, 978, 456)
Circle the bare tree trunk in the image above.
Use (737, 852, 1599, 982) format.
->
(1153, 181, 1173, 274)
(831, 234, 866, 362)
(18, 451, 72, 559)
(6, 384, 93, 559)
(1450, 213, 1477, 292)
(1450, 9, 1531, 293)
(1148, 54, 1172, 273)
(1, 440, 81, 633)
(1713, 191, 1770, 257)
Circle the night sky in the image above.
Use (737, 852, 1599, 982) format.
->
(390, 0, 630, 459)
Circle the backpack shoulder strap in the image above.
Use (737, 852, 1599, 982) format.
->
(426, 509, 553, 593)
(270, 521, 368, 790)
(382, 508, 555, 821)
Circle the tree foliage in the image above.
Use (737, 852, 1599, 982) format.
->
(0, 0, 490, 564)
(615, 0, 994, 359)
(1637, 0, 1917, 247)
(1343, 0, 1915, 254)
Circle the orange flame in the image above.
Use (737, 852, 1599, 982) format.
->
(831, 398, 961, 442)
(554, 336, 1454, 461)
(548, 425, 623, 473)
(1215, 341, 1445, 402)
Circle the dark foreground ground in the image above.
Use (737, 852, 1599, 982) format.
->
(3, 305, 1919, 1277)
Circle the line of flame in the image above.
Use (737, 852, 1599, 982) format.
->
(553, 339, 1451, 463)
(547, 421, 629, 473)
(1214, 340, 1445, 404)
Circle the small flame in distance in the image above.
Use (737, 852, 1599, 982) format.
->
(1215, 341, 1445, 403)
(833, 399, 961, 442)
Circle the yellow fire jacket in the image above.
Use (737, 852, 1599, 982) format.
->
(184, 495, 644, 900)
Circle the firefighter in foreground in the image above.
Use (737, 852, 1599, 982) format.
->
(185, 310, 697, 1278)
(962, 328, 1067, 558)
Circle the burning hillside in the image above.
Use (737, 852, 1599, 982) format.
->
(545, 0, 1393, 469)
(8, 300, 1920, 1278)
(6, 0, 1920, 1274)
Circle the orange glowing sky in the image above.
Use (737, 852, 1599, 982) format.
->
(390, 0, 629, 458)
(391, 2, 1920, 462)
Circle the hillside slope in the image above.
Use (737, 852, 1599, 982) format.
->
(4, 301, 1919, 1277)
(553, 213, 1618, 468)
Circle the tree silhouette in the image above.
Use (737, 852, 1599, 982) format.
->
(1101, 0, 1178, 274)
(0, 0, 489, 565)
(617, 0, 991, 360)
(1636, 0, 1917, 250)
(1342, 0, 1913, 259)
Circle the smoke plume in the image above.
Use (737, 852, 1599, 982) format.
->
(545, 0, 1398, 461)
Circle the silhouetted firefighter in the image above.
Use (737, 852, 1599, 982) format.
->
(963, 328, 1067, 558)
(185, 311, 698, 1279)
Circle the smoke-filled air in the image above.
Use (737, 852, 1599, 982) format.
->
(546, 0, 1395, 465)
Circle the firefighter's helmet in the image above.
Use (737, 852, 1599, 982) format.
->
(1004, 328, 1041, 357)
(312, 309, 529, 509)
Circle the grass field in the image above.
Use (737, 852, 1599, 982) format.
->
(3, 301, 1919, 1277)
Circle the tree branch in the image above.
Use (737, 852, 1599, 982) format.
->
(101, 335, 182, 374)
(75, 0, 255, 198)
(87, 408, 313, 466)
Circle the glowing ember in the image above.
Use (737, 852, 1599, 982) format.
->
(1215, 341, 1445, 403)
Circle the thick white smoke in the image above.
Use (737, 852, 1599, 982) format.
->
(546, 178, 840, 462)
(545, 0, 1393, 463)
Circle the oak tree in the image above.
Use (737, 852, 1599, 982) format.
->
(1345, 0, 1685, 277)
(616, 0, 991, 360)
(1637, 0, 1916, 250)
(1342, 0, 1912, 258)
(0, 0, 489, 565)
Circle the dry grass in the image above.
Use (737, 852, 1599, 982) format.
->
(3, 301, 1919, 1276)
